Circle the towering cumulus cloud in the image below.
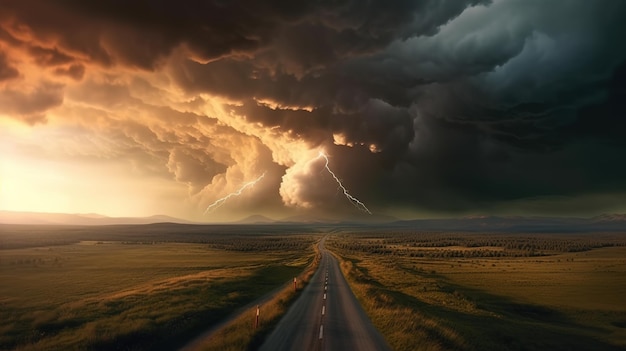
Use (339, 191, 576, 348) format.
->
(0, 0, 625, 220)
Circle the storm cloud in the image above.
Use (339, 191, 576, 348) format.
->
(1, 0, 625, 220)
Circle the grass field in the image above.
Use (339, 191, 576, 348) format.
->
(191, 242, 321, 351)
(0, 225, 318, 351)
(328, 232, 626, 351)
(4, 225, 625, 351)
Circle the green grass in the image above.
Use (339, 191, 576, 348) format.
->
(329, 233, 626, 351)
(0, 238, 316, 350)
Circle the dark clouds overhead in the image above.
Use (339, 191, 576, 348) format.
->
(0, 82, 64, 124)
(0, 50, 19, 81)
(1, 0, 625, 218)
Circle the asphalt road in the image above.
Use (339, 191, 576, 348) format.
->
(259, 239, 391, 351)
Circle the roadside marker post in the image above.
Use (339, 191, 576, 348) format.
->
(255, 305, 260, 329)
(293, 277, 297, 292)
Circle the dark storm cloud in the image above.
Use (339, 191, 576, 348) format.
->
(0, 0, 484, 69)
(382, 108, 626, 213)
(28, 46, 75, 67)
(0, 50, 19, 81)
(569, 61, 626, 145)
(2, 0, 625, 215)
(0, 82, 64, 124)
(53, 64, 85, 81)
(0, 0, 297, 69)
(295, 0, 626, 214)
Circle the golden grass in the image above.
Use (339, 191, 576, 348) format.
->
(335, 254, 468, 351)
(191, 243, 321, 351)
(431, 247, 626, 311)
(330, 236, 626, 351)
(1, 242, 276, 306)
(0, 241, 316, 351)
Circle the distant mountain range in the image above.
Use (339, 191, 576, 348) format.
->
(233, 214, 276, 224)
(0, 211, 193, 226)
(1, 210, 624, 232)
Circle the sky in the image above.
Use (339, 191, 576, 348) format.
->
(0, 0, 625, 222)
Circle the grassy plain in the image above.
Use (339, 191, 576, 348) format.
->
(328, 232, 626, 351)
(193, 243, 321, 351)
(0, 224, 319, 351)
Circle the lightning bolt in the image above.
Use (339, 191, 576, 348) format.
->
(204, 172, 266, 214)
(314, 151, 372, 214)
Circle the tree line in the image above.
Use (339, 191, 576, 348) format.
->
(329, 232, 626, 258)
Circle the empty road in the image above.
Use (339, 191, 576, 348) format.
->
(259, 239, 391, 351)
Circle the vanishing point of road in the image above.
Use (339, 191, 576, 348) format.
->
(259, 238, 391, 351)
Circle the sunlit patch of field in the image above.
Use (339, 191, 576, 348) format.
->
(2, 242, 279, 306)
(329, 232, 626, 351)
(0, 229, 318, 351)
(433, 247, 626, 311)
